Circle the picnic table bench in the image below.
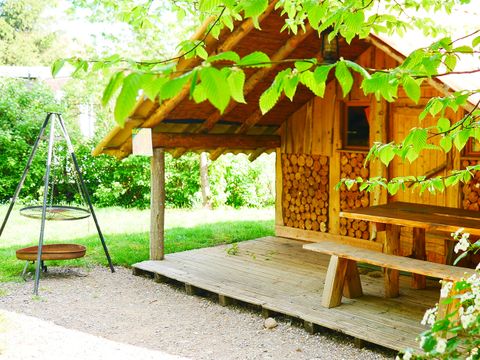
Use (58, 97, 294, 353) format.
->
(303, 240, 474, 309)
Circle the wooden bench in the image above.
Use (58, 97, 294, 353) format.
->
(303, 241, 474, 309)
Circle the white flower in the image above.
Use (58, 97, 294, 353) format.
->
(435, 338, 447, 353)
(440, 281, 453, 298)
(460, 313, 476, 329)
(460, 292, 475, 303)
(402, 349, 413, 360)
(452, 228, 465, 239)
(421, 306, 437, 326)
(454, 235, 470, 253)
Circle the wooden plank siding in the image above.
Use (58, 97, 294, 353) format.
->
(276, 44, 470, 265)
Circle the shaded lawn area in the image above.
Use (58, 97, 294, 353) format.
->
(0, 206, 274, 282)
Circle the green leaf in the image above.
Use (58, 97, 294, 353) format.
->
(159, 73, 191, 100)
(199, 0, 222, 12)
(473, 35, 480, 48)
(379, 146, 395, 166)
(444, 54, 457, 71)
(200, 67, 231, 113)
(300, 71, 326, 97)
(437, 117, 450, 132)
(259, 85, 281, 114)
(192, 83, 207, 103)
(295, 60, 315, 72)
(196, 46, 208, 60)
(411, 128, 428, 154)
(387, 182, 400, 195)
(335, 61, 353, 97)
(51, 59, 65, 77)
(242, 0, 268, 21)
(440, 136, 452, 152)
(283, 74, 299, 101)
(102, 71, 125, 106)
(207, 51, 241, 63)
(453, 128, 471, 151)
(140, 74, 168, 101)
(114, 73, 141, 126)
(306, 4, 326, 29)
(238, 51, 271, 67)
(402, 76, 421, 103)
(227, 70, 246, 103)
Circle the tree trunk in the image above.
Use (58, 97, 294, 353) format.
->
(200, 152, 212, 209)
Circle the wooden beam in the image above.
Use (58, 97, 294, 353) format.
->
(140, 1, 279, 130)
(152, 133, 280, 149)
(198, 25, 315, 133)
(150, 148, 165, 260)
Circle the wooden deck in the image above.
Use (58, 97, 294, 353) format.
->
(133, 236, 439, 351)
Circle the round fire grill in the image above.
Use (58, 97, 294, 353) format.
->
(16, 244, 87, 261)
(19, 205, 91, 221)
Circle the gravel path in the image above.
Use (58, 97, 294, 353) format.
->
(0, 266, 394, 359)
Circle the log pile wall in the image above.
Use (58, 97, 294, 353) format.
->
(461, 159, 480, 211)
(339, 152, 370, 240)
(282, 153, 329, 231)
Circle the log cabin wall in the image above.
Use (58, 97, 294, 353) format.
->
(276, 43, 469, 265)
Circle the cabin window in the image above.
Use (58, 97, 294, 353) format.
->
(343, 105, 370, 149)
(466, 139, 480, 156)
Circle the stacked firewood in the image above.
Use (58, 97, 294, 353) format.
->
(282, 153, 329, 232)
(462, 160, 480, 211)
(339, 152, 370, 239)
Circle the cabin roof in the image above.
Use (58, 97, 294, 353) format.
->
(94, 8, 479, 160)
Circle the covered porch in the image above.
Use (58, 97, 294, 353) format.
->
(133, 236, 436, 352)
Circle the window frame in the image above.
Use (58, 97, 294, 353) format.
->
(342, 101, 371, 151)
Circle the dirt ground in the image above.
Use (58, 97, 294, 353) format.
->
(0, 266, 395, 359)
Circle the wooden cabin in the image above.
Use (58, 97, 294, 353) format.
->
(94, 8, 479, 351)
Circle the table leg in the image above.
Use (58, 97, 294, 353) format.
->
(411, 227, 426, 289)
(322, 255, 351, 308)
(384, 224, 400, 298)
(343, 260, 363, 299)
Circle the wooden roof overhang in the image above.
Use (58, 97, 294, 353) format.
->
(93, 8, 375, 160)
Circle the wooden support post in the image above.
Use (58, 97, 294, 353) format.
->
(354, 338, 366, 349)
(369, 97, 388, 243)
(261, 307, 275, 319)
(154, 273, 169, 283)
(218, 294, 234, 307)
(411, 228, 426, 289)
(322, 255, 350, 308)
(185, 283, 198, 296)
(303, 321, 321, 335)
(342, 261, 363, 299)
(150, 148, 165, 260)
(384, 224, 400, 298)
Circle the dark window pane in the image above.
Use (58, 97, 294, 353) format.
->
(346, 106, 369, 148)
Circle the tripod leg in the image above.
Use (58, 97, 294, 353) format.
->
(0, 113, 52, 238)
(56, 114, 115, 273)
(21, 261, 29, 280)
(33, 116, 56, 295)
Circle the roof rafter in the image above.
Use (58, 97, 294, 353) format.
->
(152, 133, 280, 149)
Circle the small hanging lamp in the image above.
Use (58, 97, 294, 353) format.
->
(321, 32, 339, 64)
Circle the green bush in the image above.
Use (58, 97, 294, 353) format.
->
(0, 79, 63, 203)
(0, 79, 275, 209)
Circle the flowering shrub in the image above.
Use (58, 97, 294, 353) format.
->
(398, 229, 480, 360)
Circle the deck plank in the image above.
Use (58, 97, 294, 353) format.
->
(133, 236, 437, 351)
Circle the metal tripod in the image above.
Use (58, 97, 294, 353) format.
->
(0, 112, 114, 295)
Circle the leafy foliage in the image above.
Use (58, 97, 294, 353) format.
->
(0, 0, 65, 65)
(398, 230, 480, 360)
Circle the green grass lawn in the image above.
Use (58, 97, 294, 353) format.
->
(0, 206, 274, 282)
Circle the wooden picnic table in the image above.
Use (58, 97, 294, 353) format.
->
(340, 202, 480, 297)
